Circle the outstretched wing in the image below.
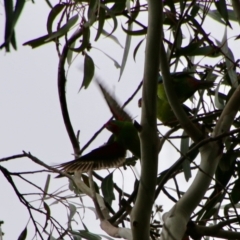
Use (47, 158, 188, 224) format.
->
(56, 142, 126, 172)
(96, 80, 132, 122)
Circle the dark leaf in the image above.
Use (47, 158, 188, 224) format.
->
(101, 172, 115, 206)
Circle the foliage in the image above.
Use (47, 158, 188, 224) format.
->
(1, 0, 240, 239)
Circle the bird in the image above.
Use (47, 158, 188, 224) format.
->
(56, 141, 126, 173)
(157, 72, 215, 103)
(138, 97, 192, 127)
(56, 80, 141, 173)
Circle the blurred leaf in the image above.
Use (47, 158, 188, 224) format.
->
(231, 178, 240, 204)
(67, 40, 76, 64)
(133, 38, 144, 61)
(47, 4, 65, 34)
(101, 5, 118, 36)
(101, 29, 123, 48)
(43, 174, 51, 200)
(198, 4, 225, 25)
(101, 172, 115, 206)
(214, 81, 225, 109)
(214, 0, 231, 27)
(95, 6, 106, 41)
(175, 45, 220, 58)
(119, 22, 132, 81)
(88, 0, 98, 25)
(43, 202, 51, 230)
(95, 47, 121, 68)
(111, 0, 126, 13)
(76, 230, 101, 240)
(45, 14, 79, 41)
(17, 226, 27, 240)
(180, 131, 191, 181)
(68, 203, 77, 226)
(80, 54, 95, 90)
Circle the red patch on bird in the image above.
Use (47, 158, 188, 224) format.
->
(105, 121, 120, 134)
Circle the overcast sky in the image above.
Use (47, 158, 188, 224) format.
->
(1, 1, 239, 240)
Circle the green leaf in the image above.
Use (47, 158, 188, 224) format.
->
(214, 0, 231, 27)
(47, 4, 65, 34)
(45, 14, 79, 41)
(95, 6, 106, 41)
(23, 34, 52, 48)
(119, 22, 132, 81)
(17, 226, 27, 240)
(101, 172, 115, 206)
(80, 54, 95, 90)
(231, 178, 240, 204)
(110, 0, 126, 13)
(78, 230, 101, 240)
(180, 131, 191, 181)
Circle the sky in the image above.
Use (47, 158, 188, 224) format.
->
(1, 1, 240, 240)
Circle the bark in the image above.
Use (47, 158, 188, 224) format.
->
(130, 0, 161, 238)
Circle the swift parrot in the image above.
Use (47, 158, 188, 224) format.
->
(56, 80, 140, 173)
(157, 72, 215, 103)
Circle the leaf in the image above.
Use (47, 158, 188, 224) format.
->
(101, 29, 123, 48)
(80, 54, 95, 90)
(133, 38, 145, 61)
(100, 5, 118, 36)
(43, 202, 51, 230)
(45, 14, 79, 41)
(78, 230, 101, 240)
(110, 0, 126, 13)
(231, 178, 240, 204)
(214, 0, 231, 27)
(95, 6, 106, 41)
(180, 131, 191, 181)
(43, 174, 51, 200)
(17, 226, 27, 240)
(72, 27, 90, 52)
(68, 203, 77, 226)
(101, 172, 115, 206)
(87, 0, 98, 26)
(121, 24, 147, 36)
(218, 27, 238, 88)
(94, 47, 121, 68)
(119, 22, 132, 81)
(214, 80, 225, 109)
(47, 4, 65, 34)
(23, 34, 53, 48)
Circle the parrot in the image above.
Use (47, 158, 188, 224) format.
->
(56, 80, 141, 173)
(138, 97, 192, 127)
(157, 72, 215, 103)
(97, 81, 141, 159)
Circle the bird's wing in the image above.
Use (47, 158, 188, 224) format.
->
(56, 142, 126, 172)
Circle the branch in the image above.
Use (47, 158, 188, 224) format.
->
(130, 0, 160, 238)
